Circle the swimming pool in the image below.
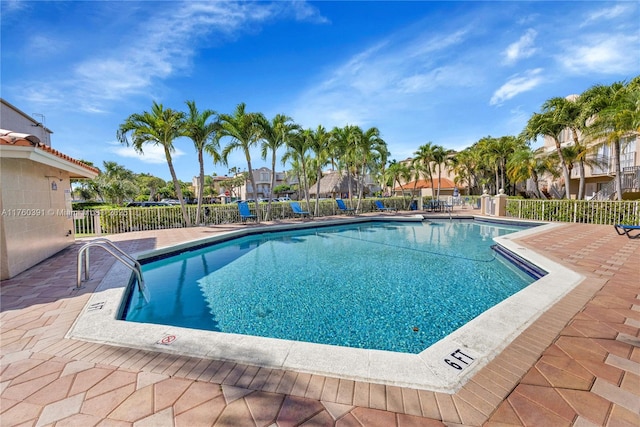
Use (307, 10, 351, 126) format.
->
(69, 217, 584, 391)
(122, 220, 536, 353)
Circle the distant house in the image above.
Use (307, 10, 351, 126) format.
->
(393, 177, 457, 198)
(0, 101, 98, 279)
(238, 167, 289, 200)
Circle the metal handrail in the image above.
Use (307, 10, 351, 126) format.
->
(85, 238, 141, 269)
(77, 239, 146, 296)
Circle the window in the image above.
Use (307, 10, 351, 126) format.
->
(592, 144, 610, 175)
(621, 136, 637, 170)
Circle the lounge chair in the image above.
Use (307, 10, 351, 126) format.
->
(291, 201, 311, 218)
(614, 224, 640, 239)
(375, 200, 397, 212)
(237, 202, 257, 223)
(336, 199, 355, 215)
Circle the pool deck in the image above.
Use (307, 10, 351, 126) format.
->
(1, 211, 639, 426)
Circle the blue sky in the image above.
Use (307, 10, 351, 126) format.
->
(2, 1, 639, 182)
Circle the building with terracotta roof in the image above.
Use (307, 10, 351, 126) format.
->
(0, 101, 99, 279)
(393, 177, 457, 198)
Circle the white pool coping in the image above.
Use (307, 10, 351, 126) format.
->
(67, 217, 584, 393)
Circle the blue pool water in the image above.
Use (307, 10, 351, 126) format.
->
(122, 220, 537, 353)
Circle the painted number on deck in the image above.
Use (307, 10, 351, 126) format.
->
(444, 349, 475, 371)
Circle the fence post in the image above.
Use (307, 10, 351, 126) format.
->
(494, 189, 507, 216)
(481, 190, 490, 215)
(93, 210, 102, 236)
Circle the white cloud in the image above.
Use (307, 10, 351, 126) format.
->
(110, 142, 186, 164)
(26, 34, 68, 58)
(503, 29, 538, 65)
(290, 26, 475, 129)
(397, 66, 475, 94)
(288, 1, 330, 24)
(581, 4, 633, 27)
(20, 1, 328, 114)
(490, 68, 544, 106)
(561, 34, 640, 75)
(0, 0, 27, 15)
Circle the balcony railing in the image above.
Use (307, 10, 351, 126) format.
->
(622, 166, 640, 190)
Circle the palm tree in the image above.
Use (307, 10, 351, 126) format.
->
(488, 136, 521, 194)
(506, 147, 552, 198)
(259, 114, 297, 220)
(282, 129, 311, 212)
(413, 142, 436, 198)
(522, 98, 575, 199)
(451, 147, 480, 195)
(549, 94, 593, 199)
(307, 125, 331, 215)
(581, 79, 640, 200)
(431, 144, 453, 198)
(219, 103, 264, 220)
(350, 126, 387, 211)
(94, 161, 138, 205)
(117, 101, 191, 225)
(183, 100, 220, 225)
(329, 125, 358, 205)
(384, 159, 412, 208)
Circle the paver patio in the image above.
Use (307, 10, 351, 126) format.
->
(1, 215, 639, 426)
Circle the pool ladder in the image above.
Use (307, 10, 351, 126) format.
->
(77, 238, 148, 301)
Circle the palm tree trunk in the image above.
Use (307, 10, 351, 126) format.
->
(165, 147, 191, 227)
(411, 181, 418, 209)
(553, 139, 571, 199)
(301, 160, 311, 212)
(429, 173, 435, 200)
(267, 152, 277, 221)
(578, 161, 586, 200)
(315, 169, 321, 216)
(613, 139, 623, 200)
(395, 178, 407, 208)
(295, 171, 302, 202)
(347, 166, 358, 208)
(532, 171, 542, 198)
(196, 150, 204, 225)
(356, 162, 366, 212)
(246, 158, 260, 222)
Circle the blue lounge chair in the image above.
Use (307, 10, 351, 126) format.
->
(291, 201, 311, 218)
(614, 224, 640, 239)
(237, 202, 257, 223)
(375, 200, 397, 212)
(336, 199, 355, 215)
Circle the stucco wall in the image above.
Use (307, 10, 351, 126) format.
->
(1, 158, 75, 279)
